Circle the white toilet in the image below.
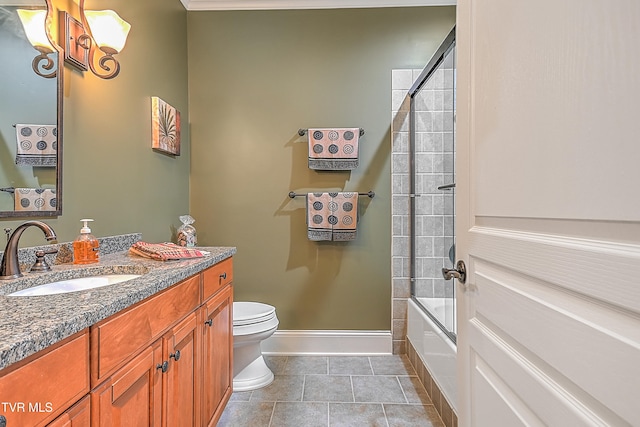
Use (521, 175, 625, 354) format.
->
(232, 301, 279, 391)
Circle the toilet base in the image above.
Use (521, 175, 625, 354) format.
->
(233, 354, 274, 391)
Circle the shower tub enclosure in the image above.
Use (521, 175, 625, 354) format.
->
(391, 27, 457, 419)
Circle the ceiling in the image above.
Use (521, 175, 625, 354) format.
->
(180, 0, 456, 11)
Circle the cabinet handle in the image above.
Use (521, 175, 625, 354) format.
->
(156, 361, 168, 373)
(204, 319, 213, 327)
(0, 414, 6, 427)
(220, 272, 227, 280)
(170, 350, 181, 362)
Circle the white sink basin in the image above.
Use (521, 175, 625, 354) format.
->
(8, 274, 142, 296)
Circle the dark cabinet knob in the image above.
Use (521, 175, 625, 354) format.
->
(156, 361, 168, 373)
(204, 319, 213, 327)
(170, 350, 181, 362)
(220, 272, 227, 280)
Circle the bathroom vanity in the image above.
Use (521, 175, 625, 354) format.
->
(0, 238, 235, 426)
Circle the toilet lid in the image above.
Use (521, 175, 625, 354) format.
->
(234, 301, 276, 326)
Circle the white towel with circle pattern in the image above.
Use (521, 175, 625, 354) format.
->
(307, 128, 359, 170)
(307, 192, 358, 241)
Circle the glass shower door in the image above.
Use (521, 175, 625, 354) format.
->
(409, 33, 456, 342)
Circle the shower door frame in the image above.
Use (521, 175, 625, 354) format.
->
(408, 26, 457, 344)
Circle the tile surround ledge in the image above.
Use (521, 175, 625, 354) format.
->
(0, 233, 236, 370)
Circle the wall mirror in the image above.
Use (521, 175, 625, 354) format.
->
(0, 0, 62, 218)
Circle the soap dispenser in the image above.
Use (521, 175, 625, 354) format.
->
(73, 219, 99, 265)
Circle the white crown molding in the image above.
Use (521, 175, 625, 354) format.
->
(260, 330, 392, 355)
(180, 0, 455, 11)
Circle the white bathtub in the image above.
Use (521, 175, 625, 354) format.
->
(407, 298, 457, 411)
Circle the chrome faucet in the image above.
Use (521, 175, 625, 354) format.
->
(0, 221, 57, 280)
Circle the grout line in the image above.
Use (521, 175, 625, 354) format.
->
(380, 403, 391, 427)
(327, 401, 330, 426)
(350, 375, 356, 403)
(301, 374, 307, 402)
(396, 375, 410, 404)
(267, 401, 276, 427)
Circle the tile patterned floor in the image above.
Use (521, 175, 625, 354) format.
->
(218, 355, 445, 427)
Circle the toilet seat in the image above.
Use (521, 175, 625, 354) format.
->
(233, 302, 279, 336)
(234, 302, 276, 326)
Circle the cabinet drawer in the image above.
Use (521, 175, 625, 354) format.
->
(0, 330, 89, 427)
(202, 258, 233, 301)
(91, 274, 200, 384)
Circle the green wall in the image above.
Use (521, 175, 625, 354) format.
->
(187, 8, 456, 330)
(0, 0, 190, 246)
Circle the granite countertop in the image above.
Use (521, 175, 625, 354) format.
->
(0, 238, 236, 370)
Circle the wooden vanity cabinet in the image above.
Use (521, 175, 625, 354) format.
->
(0, 257, 234, 427)
(90, 257, 233, 427)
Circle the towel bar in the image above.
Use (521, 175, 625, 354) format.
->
(298, 128, 365, 137)
(289, 191, 374, 199)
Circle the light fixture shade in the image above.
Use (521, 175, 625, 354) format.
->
(84, 10, 131, 54)
(17, 9, 54, 53)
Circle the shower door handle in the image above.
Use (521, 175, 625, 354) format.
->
(442, 260, 466, 284)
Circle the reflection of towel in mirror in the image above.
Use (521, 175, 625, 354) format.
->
(14, 188, 57, 212)
(308, 128, 359, 170)
(307, 192, 358, 241)
(15, 124, 57, 167)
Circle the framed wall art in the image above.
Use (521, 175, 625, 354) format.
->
(151, 96, 181, 156)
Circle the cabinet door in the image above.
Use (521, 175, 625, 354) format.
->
(164, 312, 199, 427)
(91, 341, 163, 426)
(47, 395, 90, 427)
(0, 330, 89, 427)
(201, 285, 233, 427)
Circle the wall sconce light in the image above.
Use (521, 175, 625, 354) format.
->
(17, 8, 57, 79)
(60, 0, 131, 79)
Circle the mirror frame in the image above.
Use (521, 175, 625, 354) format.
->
(1, 0, 63, 218)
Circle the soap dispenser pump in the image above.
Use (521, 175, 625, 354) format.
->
(73, 219, 99, 265)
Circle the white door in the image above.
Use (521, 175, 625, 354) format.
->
(455, 1, 640, 426)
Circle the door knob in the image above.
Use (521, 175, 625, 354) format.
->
(442, 260, 466, 284)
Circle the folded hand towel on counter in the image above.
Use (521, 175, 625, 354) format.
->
(15, 124, 57, 167)
(308, 128, 359, 170)
(129, 242, 210, 261)
(14, 188, 57, 211)
(307, 192, 358, 241)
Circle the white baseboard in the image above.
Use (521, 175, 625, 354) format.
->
(261, 330, 392, 355)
